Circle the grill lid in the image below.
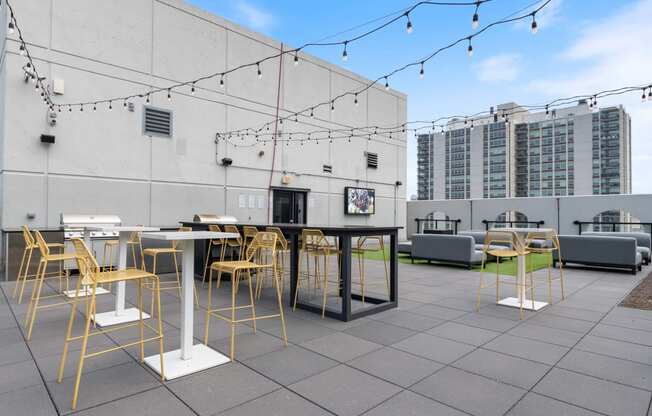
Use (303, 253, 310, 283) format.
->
(60, 214, 122, 227)
(193, 214, 238, 224)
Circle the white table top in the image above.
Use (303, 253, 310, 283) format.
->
(140, 231, 239, 241)
(490, 227, 555, 234)
(87, 226, 161, 232)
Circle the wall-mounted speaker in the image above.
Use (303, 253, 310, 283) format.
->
(40, 134, 55, 144)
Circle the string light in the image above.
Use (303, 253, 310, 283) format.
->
(146, 93, 150, 104)
(257, 62, 262, 79)
(354, 93, 359, 106)
(220, 74, 225, 88)
(342, 41, 348, 62)
(191, 82, 195, 95)
(472, 1, 480, 29)
(467, 37, 473, 57)
(419, 62, 425, 79)
(167, 88, 172, 101)
(384, 77, 390, 91)
(7, 19, 15, 35)
(405, 13, 413, 34)
(19, 43, 25, 56)
(310, 107, 314, 118)
(331, 100, 335, 112)
(531, 13, 538, 34)
(293, 51, 299, 66)
(93, 103, 97, 111)
(109, 101, 113, 110)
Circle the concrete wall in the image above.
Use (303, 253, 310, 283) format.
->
(0, 0, 407, 237)
(406, 194, 652, 237)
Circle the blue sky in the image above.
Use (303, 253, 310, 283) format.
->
(188, 0, 652, 197)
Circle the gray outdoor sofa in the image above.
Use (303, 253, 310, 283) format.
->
(410, 233, 484, 269)
(554, 235, 643, 274)
(583, 231, 651, 265)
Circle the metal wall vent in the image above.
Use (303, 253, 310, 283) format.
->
(143, 106, 172, 137)
(366, 152, 378, 169)
(323, 164, 332, 173)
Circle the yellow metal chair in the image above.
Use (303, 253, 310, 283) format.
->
(293, 229, 340, 318)
(204, 231, 288, 360)
(242, 226, 259, 259)
(14, 225, 69, 304)
(256, 227, 289, 298)
(526, 230, 565, 303)
(142, 226, 199, 315)
(57, 238, 165, 410)
(24, 230, 79, 340)
(102, 239, 118, 272)
(476, 230, 533, 319)
(352, 236, 390, 302)
(202, 224, 227, 284)
(223, 225, 244, 261)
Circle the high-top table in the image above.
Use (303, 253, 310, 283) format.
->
(85, 226, 160, 326)
(490, 227, 552, 311)
(180, 221, 401, 321)
(140, 230, 239, 380)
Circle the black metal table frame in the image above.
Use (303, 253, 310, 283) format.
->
(181, 222, 399, 321)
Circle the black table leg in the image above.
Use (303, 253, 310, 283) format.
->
(340, 235, 351, 321)
(390, 231, 397, 302)
(289, 234, 299, 308)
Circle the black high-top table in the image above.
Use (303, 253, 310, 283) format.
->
(181, 221, 399, 321)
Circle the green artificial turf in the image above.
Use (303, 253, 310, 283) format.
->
(359, 247, 552, 277)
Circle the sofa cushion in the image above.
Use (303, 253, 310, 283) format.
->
(637, 246, 650, 260)
(398, 241, 412, 254)
(471, 250, 484, 264)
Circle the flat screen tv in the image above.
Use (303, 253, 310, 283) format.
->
(345, 187, 375, 215)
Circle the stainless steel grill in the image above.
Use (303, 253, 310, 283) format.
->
(60, 214, 122, 240)
(193, 214, 238, 224)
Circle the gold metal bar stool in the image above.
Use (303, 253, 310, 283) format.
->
(256, 226, 289, 299)
(204, 231, 288, 360)
(202, 224, 227, 285)
(14, 225, 69, 304)
(525, 230, 565, 303)
(475, 230, 533, 319)
(293, 229, 340, 318)
(24, 230, 79, 340)
(352, 236, 390, 302)
(142, 226, 199, 315)
(223, 225, 244, 262)
(58, 238, 165, 410)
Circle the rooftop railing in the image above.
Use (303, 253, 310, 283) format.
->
(574, 220, 652, 240)
(482, 220, 545, 230)
(414, 218, 460, 235)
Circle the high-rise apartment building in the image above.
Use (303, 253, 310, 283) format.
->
(416, 101, 631, 200)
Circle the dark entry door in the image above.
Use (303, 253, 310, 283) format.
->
(273, 190, 306, 224)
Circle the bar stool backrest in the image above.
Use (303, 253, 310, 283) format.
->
(22, 225, 35, 247)
(243, 226, 258, 245)
(172, 227, 192, 249)
(33, 230, 51, 257)
(246, 232, 277, 266)
(357, 236, 384, 250)
(266, 227, 287, 250)
(71, 238, 100, 282)
(128, 230, 141, 244)
(207, 224, 224, 244)
(483, 230, 523, 253)
(525, 229, 560, 250)
(224, 225, 242, 246)
(301, 229, 331, 252)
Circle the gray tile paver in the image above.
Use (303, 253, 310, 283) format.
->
(289, 364, 402, 416)
(363, 390, 467, 416)
(343, 319, 416, 345)
(73, 387, 195, 416)
(411, 366, 526, 416)
(426, 321, 501, 346)
(507, 392, 602, 416)
(243, 345, 338, 386)
(533, 368, 651, 416)
(0, 384, 57, 416)
(216, 388, 332, 416)
(392, 333, 476, 364)
(483, 334, 570, 365)
(300, 332, 383, 362)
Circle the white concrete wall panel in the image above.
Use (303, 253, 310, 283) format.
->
(151, 182, 222, 226)
(2, 173, 46, 227)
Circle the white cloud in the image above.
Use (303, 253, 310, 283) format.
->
(235, 1, 275, 32)
(527, 0, 652, 193)
(474, 54, 521, 83)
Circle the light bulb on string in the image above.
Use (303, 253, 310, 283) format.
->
(123, 99, 128, 109)
(58, 105, 61, 113)
(331, 100, 335, 112)
(531, 13, 538, 34)
(19, 43, 25, 56)
(256, 62, 262, 79)
(293, 52, 299, 66)
(643, 89, 647, 102)
(146, 93, 150, 104)
(342, 41, 348, 62)
(68, 105, 72, 112)
(7, 19, 14, 35)
(310, 107, 314, 118)
(354, 93, 358, 106)
(93, 103, 97, 111)
(219, 74, 225, 88)
(167, 88, 172, 101)
(472, 3, 479, 29)
(80, 104, 83, 112)
(191, 82, 195, 95)
(419, 62, 425, 79)
(109, 101, 113, 110)
(467, 37, 473, 57)
(405, 12, 413, 34)
(384, 77, 390, 90)
(647, 86, 652, 101)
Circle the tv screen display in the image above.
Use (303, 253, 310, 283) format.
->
(345, 187, 375, 215)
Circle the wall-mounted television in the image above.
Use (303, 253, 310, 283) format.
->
(345, 187, 375, 215)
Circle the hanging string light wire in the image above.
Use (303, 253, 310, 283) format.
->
(4, 0, 53, 107)
(219, 83, 651, 148)
(220, 0, 552, 137)
(15, 0, 492, 109)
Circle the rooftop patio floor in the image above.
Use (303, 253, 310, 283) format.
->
(1, 261, 651, 416)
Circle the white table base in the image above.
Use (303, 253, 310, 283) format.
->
(498, 297, 547, 311)
(93, 307, 151, 327)
(144, 344, 230, 380)
(63, 287, 110, 298)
